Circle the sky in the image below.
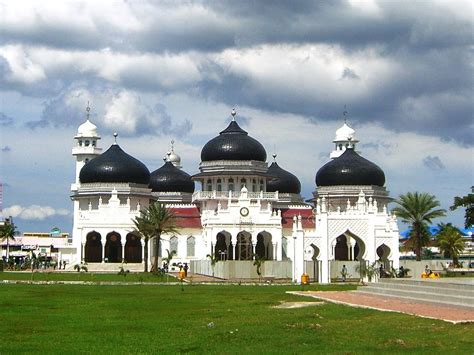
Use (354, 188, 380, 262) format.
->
(0, 0, 472, 234)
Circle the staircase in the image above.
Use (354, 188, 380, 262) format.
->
(356, 279, 474, 309)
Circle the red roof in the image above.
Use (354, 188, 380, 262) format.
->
(280, 208, 314, 229)
(170, 207, 202, 228)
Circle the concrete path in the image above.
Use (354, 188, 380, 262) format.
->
(290, 290, 474, 324)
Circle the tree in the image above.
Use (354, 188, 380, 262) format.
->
(0, 220, 17, 259)
(253, 254, 266, 281)
(133, 202, 178, 273)
(132, 210, 154, 273)
(450, 188, 474, 228)
(162, 249, 177, 268)
(206, 253, 218, 277)
(392, 192, 446, 261)
(436, 223, 465, 267)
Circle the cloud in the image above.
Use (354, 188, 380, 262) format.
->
(1, 146, 11, 152)
(0, 112, 14, 126)
(2, 205, 70, 220)
(422, 156, 445, 171)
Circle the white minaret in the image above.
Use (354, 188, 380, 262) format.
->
(72, 103, 102, 184)
(330, 108, 359, 159)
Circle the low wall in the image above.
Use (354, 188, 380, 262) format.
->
(399, 259, 453, 279)
(190, 260, 292, 280)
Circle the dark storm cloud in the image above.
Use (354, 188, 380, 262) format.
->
(3, 1, 472, 144)
(0, 112, 14, 126)
(422, 156, 445, 171)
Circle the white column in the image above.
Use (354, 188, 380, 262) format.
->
(101, 235, 105, 263)
(121, 234, 126, 263)
(272, 242, 277, 260)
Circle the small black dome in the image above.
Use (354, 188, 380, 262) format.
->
(201, 121, 267, 162)
(149, 161, 195, 193)
(316, 148, 385, 187)
(79, 144, 150, 184)
(267, 162, 301, 194)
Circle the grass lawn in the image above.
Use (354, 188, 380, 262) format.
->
(0, 283, 472, 354)
(1, 271, 175, 283)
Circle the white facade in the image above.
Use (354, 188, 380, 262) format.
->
(69, 110, 400, 283)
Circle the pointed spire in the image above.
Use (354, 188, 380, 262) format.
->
(231, 108, 236, 121)
(85, 101, 91, 121)
(113, 132, 118, 145)
(343, 104, 348, 124)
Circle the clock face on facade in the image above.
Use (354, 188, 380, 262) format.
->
(240, 207, 249, 217)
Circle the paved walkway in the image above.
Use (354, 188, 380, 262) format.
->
(290, 290, 474, 324)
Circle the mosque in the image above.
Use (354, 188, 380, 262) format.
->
(70, 107, 399, 283)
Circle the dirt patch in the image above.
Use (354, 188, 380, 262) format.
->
(273, 301, 324, 309)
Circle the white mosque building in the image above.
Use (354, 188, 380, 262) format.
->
(70, 107, 399, 283)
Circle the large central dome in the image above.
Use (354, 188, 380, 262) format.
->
(316, 148, 385, 187)
(201, 119, 267, 162)
(79, 144, 150, 184)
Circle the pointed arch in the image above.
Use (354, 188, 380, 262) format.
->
(105, 231, 122, 263)
(85, 231, 102, 262)
(124, 233, 142, 263)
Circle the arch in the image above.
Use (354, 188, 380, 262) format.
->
(332, 230, 366, 261)
(256, 231, 272, 260)
(124, 233, 142, 263)
(215, 231, 231, 260)
(85, 231, 102, 262)
(235, 231, 252, 260)
(170, 236, 178, 254)
(187, 236, 195, 257)
(105, 231, 122, 263)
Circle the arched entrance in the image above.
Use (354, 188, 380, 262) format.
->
(310, 244, 320, 282)
(215, 232, 231, 260)
(255, 232, 272, 260)
(85, 231, 102, 262)
(124, 233, 142, 263)
(235, 231, 252, 260)
(105, 232, 122, 262)
(377, 244, 391, 269)
(334, 231, 366, 261)
(334, 235, 349, 261)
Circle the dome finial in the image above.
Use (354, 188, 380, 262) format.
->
(272, 153, 277, 161)
(113, 132, 118, 144)
(170, 139, 175, 152)
(86, 101, 91, 121)
(343, 104, 348, 124)
(231, 108, 236, 121)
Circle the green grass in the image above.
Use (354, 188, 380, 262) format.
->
(0, 284, 472, 354)
(1, 271, 175, 283)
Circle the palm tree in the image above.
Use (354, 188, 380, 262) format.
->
(135, 202, 178, 272)
(0, 221, 17, 260)
(392, 192, 446, 261)
(436, 223, 465, 267)
(162, 249, 177, 269)
(132, 210, 154, 273)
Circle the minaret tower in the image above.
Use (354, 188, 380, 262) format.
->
(330, 107, 359, 159)
(72, 103, 102, 184)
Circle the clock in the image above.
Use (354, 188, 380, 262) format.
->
(240, 207, 249, 217)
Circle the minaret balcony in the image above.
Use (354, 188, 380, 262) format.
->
(192, 190, 279, 202)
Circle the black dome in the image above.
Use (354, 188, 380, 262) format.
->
(149, 162, 195, 193)
(79, 144, 150, 184)
(201, 121, 267, 162)
(316, 148, 385, 187)
(267, 162, 301, 194)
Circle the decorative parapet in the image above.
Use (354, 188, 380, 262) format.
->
(192, 190, 279, 202)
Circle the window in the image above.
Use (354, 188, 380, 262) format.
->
(339, 144, 343, 150)
(240, 178, 246, 189)
(282, 237, 288, 260)
(85, 140, 90, 147)
(170, 236, 178, 255)
(206, 179, 212, 191)
(217, 178, 222, 192)
(84, 158, 89, 164)
(252, 179, 257, 192)
(79, 140, 83, 146)
(260, 179, 264, 191)
(228, 178, 234, 191)
(187, 236, 195, 257)
(92, 140, 96, 147)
